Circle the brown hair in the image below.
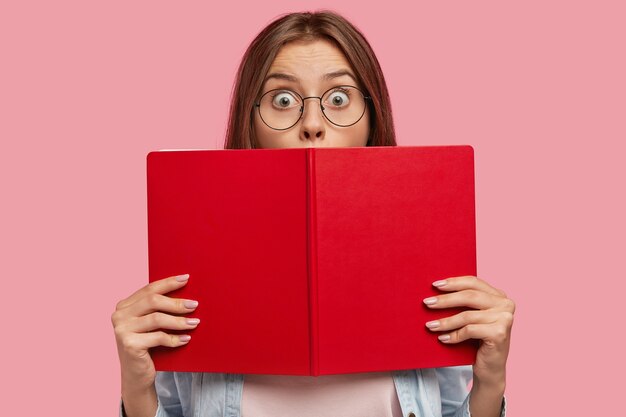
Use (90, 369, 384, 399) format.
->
(224, 11, 397, 149)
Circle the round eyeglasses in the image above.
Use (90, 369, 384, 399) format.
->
(254, 85, 371, 131)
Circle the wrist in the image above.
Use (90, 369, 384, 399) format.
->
(473, 366, 506, 388)
(472, 372, 506, 398)
(119, 358, 156, 393)
(120, 385, 158, 417)
(121, 376, 156, 397)
(121, 371, 156, 395)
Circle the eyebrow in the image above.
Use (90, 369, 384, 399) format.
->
(263, 69, 357, 84)
(322, 70, 357, 82)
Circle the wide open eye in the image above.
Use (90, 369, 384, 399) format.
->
(326, 89, 351, 108)
(271, 91, 300, 110)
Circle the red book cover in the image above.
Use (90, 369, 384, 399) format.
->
(146, 145, 478, 375)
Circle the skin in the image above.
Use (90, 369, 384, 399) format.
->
(112, 39, 515, 417)
(425, 276, 514, 417)
(254, 39, 370, 148)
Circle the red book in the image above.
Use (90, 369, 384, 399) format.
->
(147, 145, 478, 375)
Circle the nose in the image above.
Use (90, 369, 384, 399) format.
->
(299, 97, 325, 143)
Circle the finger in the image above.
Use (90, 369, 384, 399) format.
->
(432, 276, 504, 297)
(124, 312, 201, 333)
(116, 273, 191, 311)
(125, 293, 199, 319)
(120, 331, 193, 352)
(437, 316, 513, 345)
(425, 310, 499, 332)
(423, 289, 497, 310)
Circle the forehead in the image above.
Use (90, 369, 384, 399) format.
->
(266, 39, 354, 83)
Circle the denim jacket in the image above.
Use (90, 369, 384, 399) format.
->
(120, 366, 506, 417)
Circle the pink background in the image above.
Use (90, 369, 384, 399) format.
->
(1, 1, 624, 416)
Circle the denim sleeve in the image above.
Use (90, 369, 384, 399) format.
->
(436, 365, 472, 417)
(154, 372, 185, 416)
(119, 372, 184, 417)
(436, 366, 506, 417)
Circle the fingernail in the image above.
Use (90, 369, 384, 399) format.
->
(423, 297, 437, 305)
(186, 318, 200, 325)
(425, 320, 440, 329)
(184, 300, 199, 309)
(179, 335, 191, 342)
(438, 334, 451, 342)
(176, 274, 190, 282)
(432, 280, 447, 288)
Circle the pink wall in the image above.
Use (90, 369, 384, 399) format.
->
(2, 1, 624, 416)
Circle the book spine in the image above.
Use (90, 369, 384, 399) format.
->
(306, 149, 319, 376)
(469, 148, 478, 276)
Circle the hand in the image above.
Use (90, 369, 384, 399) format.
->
(423, 275, 515, 385)
(111, 273, 200, 390)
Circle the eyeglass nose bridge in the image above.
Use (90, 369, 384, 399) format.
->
(300, 96, 326, 113)
(284, 96, 329, 131)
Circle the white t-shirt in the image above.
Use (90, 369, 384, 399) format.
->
(242, 372, 403, 417)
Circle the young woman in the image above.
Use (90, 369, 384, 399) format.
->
(112, 11, 514, 417)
